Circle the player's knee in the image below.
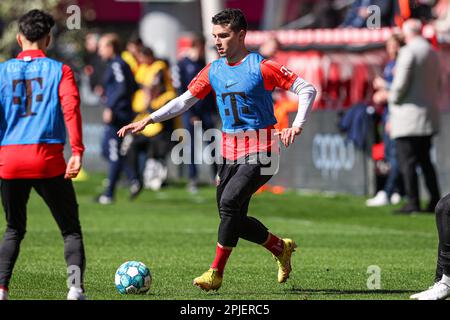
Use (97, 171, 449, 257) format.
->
(219, 196, 239, 214)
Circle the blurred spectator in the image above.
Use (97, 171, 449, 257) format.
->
(175, 34, 217, 193)
(388, 19, 441, 214)
(341, 0, 396, 28)
(122, 32, 143, 75)
(409, 0, 438, 21)
(82, 32, 105, 91)
(259, 35, 284, 109)
(80, 31, 106, 106)
(395, 0, 438, 26)
(259, 35, 281, 59)
(282, 0, 348, 29)
(434, 0, 450, 32)
(126, 47, 177, 194)
(96, 33, 138, 205)
(312, 0, 345, 28)
(259, 35, 285, 104)
(366, 33, 405, 207)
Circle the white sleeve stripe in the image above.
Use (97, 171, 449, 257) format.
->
(289, 77, 317, 128)
(150, 90, 199, 123)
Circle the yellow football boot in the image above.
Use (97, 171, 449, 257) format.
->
(274, 239, 298, 283)
(193, 268, 223, 292)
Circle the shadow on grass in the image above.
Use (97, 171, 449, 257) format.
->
(285, 288, 417, 295)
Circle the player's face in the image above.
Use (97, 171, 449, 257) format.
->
(98, 37, 113, 61)
(212, 24, 244, 58)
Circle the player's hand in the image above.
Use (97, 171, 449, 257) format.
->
(275, 127, 303, 148)
(65, 155, 82, 179)
(373, 76, 386, 90)
(117, 117, 152, 138)
(373, 89, 388, 105)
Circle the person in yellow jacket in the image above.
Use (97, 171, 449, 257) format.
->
(121, 33, 142, 75)
(125, 47, 177, 198)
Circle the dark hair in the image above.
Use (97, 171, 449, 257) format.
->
(102, 33, 121, 54)
(128, 31, 143, 46)
(387, 33, 405, 47)
(140, 46, 154, 58)
(212, 8, 247, 32)
(191, 33, 205, 47)
(18, 9, 55, 42)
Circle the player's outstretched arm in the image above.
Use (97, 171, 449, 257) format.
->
(117, 116, 151, 137)
(117, 90, 199, 137)
(276, 77, 317, 148)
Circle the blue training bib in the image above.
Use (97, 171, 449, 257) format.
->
(0, 56, 66, 146)
(209, 52, 276, 133)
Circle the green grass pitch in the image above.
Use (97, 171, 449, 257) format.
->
(1, 174, 438, 300)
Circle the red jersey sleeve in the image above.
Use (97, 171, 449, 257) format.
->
(260, 59, 298, 91)
(188, 63, 212, 99)
(59, 64, 85, 156)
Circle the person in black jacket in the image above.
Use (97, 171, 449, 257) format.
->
(96, 33, 137, 204)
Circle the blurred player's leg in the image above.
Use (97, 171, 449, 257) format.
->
(411, 194, 450, 300)
(434, 194, 450, 283)
(0, 179, 32, 297)
(33, 175, 86, 299)
(435, 243, 444, 283)
(396, 138, 420, 212)
(99, 125, 124, 203)
(416, 137, 441, 212)
(125, 134, 147, 200)
(184, 119, 199, 194)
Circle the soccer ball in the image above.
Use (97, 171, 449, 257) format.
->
(115, 261, 152, 294)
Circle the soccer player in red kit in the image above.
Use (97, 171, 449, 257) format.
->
(118, 9, 317, 291)
(0, 10, 86, 300)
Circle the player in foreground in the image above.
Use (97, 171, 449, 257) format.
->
(118, 8, 317, 291)
(410, 193, 450, 300)
(0, 10, 86, 300)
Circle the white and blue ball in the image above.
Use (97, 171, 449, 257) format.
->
(115, 261, 152, 294)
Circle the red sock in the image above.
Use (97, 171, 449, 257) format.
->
(263, 233, 284, 256)
(210, 244, 232, 276)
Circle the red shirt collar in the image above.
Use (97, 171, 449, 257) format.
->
(17, 50, 46, 60)
(226, 52, 250, 67)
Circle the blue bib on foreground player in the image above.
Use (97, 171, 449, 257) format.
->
(209, 52, 276, 133)
(0, 57, 66, 146)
